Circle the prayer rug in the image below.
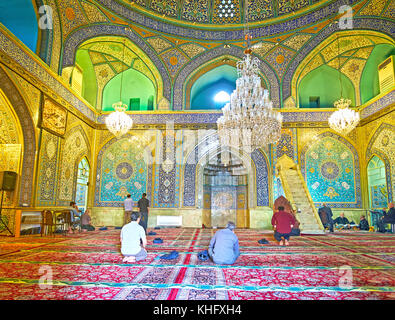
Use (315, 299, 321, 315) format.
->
(0, 228, 394, 300)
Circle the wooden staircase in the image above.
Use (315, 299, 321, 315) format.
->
(275, 155, 324, 234)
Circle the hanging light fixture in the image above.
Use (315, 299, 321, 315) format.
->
(328, 35, 360, 136)
(105, 39, 133, 138)
(216, 0, 282, 153)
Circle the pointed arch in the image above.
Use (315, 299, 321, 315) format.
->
(184, 55, 270, 110)
(366, 122, 394, 202)
(367, 154, 390, 208)
(181, 132, 270, 208)
(0, 66, 36, 206)
(75, 156, 91, 210)
(173, 45, 280, 110)
(300, 131, 362, 208)
(61, 24, 171, 104)
(283, 20, 395, 103)
(57, 124, 92, 206)
(94, 134, 153, 207)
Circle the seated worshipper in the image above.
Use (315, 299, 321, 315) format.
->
(65, 201, 81, 233)
(358, 215, 370, 231)
(377, 203, 395, 233)
(383, 203, 395, 223)
(208, 221, 240, 265)
(289, 209, 301, 236)
(81, 209, 95, 231)
(271, 206, 296, 246)
(120, 212, 147, 263)
(69, 201, 81, 217)
(333, 212, 351, 229)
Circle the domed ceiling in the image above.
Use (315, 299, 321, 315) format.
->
(106, 0, 330, 27)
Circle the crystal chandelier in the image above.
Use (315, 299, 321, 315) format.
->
(328, 35, 360, 135)
(105, 40, 133, 138)
(328, 98, 360, 136)
(105, 101, 133, 138)
(216, 20, 282, 152)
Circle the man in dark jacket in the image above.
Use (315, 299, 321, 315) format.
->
(271, 206, 296, 246)
(358, 215, 369, 231)
(137, 193, 150, 234)
(383, 203, 395, 223)
(333, 212, 351, 229)
(319, 203, 334, 232)
(377, 203, 395, 233)
(289, 209, 301, 236)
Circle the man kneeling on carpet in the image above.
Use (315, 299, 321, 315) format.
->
(81, 209, 95, 231)
(208, 221, 240, 265)
(272, 206, 296, 246)
(120, 212, 147, 263)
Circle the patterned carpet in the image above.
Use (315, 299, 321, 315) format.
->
(0, 227, 394, 300)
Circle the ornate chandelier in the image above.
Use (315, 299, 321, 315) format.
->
(216, 38, 282, 152)
(328, 35, 360, 136)
(328, 98, 360, 136)
(105, 40, 133, 138)
(105, 101, 133, 138)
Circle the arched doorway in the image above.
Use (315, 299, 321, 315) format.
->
(367, 155, 388, 209)
(202, 151, 249, 228)
(75, 157, 90, 212)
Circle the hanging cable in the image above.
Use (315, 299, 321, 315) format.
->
(336, 33, 343, 99)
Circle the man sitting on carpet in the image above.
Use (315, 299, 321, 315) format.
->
(120, 212, 147, 263)
(289, 209, 301, 236)
(333, 212, 351, 229)
(358, 215, 370, 231)
(377, 203, 395, 233)
(208, 221, 240, 265)
(272, 206, 296, 246)
(81, 209, 95, 232)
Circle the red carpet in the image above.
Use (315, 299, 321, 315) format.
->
(0, 228, 394, 300)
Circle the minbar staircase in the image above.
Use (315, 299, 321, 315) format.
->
(275, 155, 324, 234)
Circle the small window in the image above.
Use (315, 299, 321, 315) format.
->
(309, 96, 320, 108)
(129, 98, 141, 111)
(147, 95, 154, 110)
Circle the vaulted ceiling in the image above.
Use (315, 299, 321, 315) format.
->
(109, 0, 333, 26)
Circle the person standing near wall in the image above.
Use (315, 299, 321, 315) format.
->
(124, 194, 134, 226)
(319, 203, 334, 233)
(138, 193, 149, 234)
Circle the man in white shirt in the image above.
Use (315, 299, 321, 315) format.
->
(120, 212, 147, 263)
(123, 194, 134, 225)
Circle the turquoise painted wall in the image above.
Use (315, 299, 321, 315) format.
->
(190, 65, 237, 110)
(191, 79, 235, 109)
(0, 0, 38, 52)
